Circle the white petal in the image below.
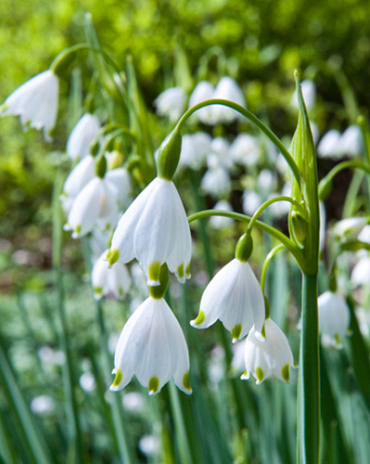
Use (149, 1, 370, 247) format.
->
(105, 168, 132, 209)
(62, 155, 96, 198)
(107, 262, 131, 298)
(66, 113, 101, 160)
(188, 81, 215, 124)
(110, 178, 158, 263)
(67, 178, 104, 237)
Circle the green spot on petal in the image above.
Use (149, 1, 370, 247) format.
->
(193, 310, 205, 326)
(261, 323, 266, 338)
(182, 371, 191, 391)
(177, 263, 184, 279)
(112, 369, 122, 388)
(148, 376, 159, 395)
(148, 261, 161, 284)
(231, 324, 242, 341)
(334, 333, 341, 346)
(186, 262, 191, 276)
(256, 367, 264, 383)
(109, 249, 120, 266)
(106, 249, 111, 259)
(94, 286, 102, 295)
(75, 225, 81, 235)
(281, 364, 290, 382)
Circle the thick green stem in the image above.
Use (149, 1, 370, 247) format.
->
(298, 272, 320, 464)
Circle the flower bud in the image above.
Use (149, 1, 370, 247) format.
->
(235, 233, 253, 262)
(95, 155, 107, 179)
(156, 129, 182, 180)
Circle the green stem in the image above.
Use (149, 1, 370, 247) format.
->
(247, 196, 305, 233)
(176, 99, 301, 185)
(319, 160, 370, 192)
(298, 272, 320, 464)
(260, 244, 286, 295)
(188, 209, 301, 263)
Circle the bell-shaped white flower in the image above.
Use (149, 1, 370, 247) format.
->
(243, 190, 261, 216)
(318, 291, 350, 347)
(207, 137, 233, 171)
(0, 70, 59, 142)
(191, 258, 265, 342)
(332, 217, 367, 242)
(317, 130, 341, 159)
(230, 133, 260, 167)
(242, 318, 294, 384)
(104, 167, 132, 210)
(66, 113, 101, 160)
(91, 250, 131, 299)
(351, 256, 370, 287)
(65, 177, 118, 238)
(358, 225, 370, 244)
(338, 125, 363, 158)
(154, 87, 187, 122)
(110, 296, 191, 395)
(201, 166, 231, 198)
(60, 155, 96, 213)
(179, 132, 212, 170)
(212, 77, 246, 123)
(188, 81, 215, 124)
(109, 177, 191, 285)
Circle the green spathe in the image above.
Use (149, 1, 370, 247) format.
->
(156, 128, 182, 180)
(235, 232, 253, 262)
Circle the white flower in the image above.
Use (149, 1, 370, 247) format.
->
(79, 372, 96, 392)
(243, 190, 261, 216)
(191, 258, 265, 342)
(332, 217, 367, 242)
(291, 79, 316, 110)
(257, 169, 276, 194)
(242, 318, 294, 384)
(209, 200, 234, 229)
(1, 70, 59, 142)
(60, 155, 96, 213)
(317, 130, 341, 159)
(212, 77, 246, 123)
(65, 177, 118, 238)
(104, 167, 132, 209)
(201, 166, 231, 197)
(229, 133, 260, 167)
(351, 256, 370, 287)
(179, 132, 212, 170)
(318, 291, 350, 347)
(207, 137, 233, 171)
(154, 87, 187, 122)
(66, 113, 101, 160)
(338, 125, 363, 158)
(110, 296, 191, 395)
(188, 81, 215, 124)
(91, 250, 131, 299)
(110, 177, 191, 285)
(31, 395, 56, 415)
(358, 225, 370, 244)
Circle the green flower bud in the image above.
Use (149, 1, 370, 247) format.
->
(157, 129, 182, 180)
(235, 233, 253, 262)
(95, 155, 107, 179)
(89, 139, 100, 157)
(290, 210, 308, 246)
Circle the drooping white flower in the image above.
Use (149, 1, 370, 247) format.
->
(291, 79, 316, 110)
(191, 258, 265, 342)
(91, 250, 131, 299)
(207, 137, 233, 171)
(229, 133, 260, 167)
(65, 177, 118, 238)
(358, 225, 370, 244)
(351, 256, 370, 287)
(241, 318, 294, 384)
(338, 125, 363, 158)
(66, 113, 101, 160)
(317, 130, 341, 159)
(104, 167, 132, 210)
(201, 166, 231, 198)
(257, 169, 276, 194)
(212, 77, 246, 123)
(0, 70, 59, 142)
(110, 296, 191, 395)
(209, 200, 234, 229)
(188, 81, 215, 124)
(318, 291, 350, 347)
(154, 87, 187, 122)
(332, 217, 367, 242)
(60, 155, 96, 213)
(109, 177, 191, 285)
(179, 132, 212, 170)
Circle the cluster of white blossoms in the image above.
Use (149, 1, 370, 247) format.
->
(317, 125, 363, 159)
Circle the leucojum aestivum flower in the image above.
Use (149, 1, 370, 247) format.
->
(5, 32, 370, 462)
